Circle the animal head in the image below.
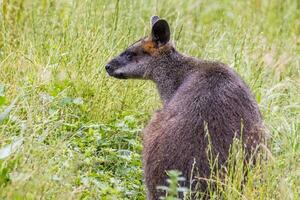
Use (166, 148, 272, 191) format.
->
(105, 16, 175, 79)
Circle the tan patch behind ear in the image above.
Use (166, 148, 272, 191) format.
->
(142, 38, 174, 55)
(143, 40, 158, 55)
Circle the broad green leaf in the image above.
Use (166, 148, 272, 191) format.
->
(0, 96, 19, 123)
(0, 137, 24, 160)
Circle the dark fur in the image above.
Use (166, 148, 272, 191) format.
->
(106, 16, 263, 199)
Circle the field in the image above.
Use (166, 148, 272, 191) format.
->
(0, 0, 299, 199)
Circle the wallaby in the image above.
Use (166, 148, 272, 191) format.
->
(106, 16, 263, 199)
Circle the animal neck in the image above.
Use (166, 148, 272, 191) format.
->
(151, 51, 194, 105)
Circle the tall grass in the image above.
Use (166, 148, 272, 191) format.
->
(0, 0, 299, 199)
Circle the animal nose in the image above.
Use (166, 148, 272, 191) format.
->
(105, 64, 112, 71)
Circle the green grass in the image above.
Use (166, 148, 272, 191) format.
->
(0, 0, 299, 199)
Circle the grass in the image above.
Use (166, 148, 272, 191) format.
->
(0, 0, 299, 199)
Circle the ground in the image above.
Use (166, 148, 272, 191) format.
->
(0, 0, 299, 199)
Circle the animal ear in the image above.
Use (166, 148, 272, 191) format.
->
(151, 18, 170, 46)
(150, 16, 160, 26)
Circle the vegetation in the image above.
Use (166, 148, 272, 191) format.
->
(0, 0, 299, 199)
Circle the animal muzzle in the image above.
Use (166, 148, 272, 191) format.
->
(105, 62, 127, 79)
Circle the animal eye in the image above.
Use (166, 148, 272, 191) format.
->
(126, 54, 133, 61)
(126, 52, 137, 61)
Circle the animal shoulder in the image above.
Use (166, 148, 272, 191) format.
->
(181, 61, 237, 92)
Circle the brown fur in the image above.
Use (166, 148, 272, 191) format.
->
(143, 39, 174, 56)
(105, 16, 264, 200)
(143, 40, 157, 54)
